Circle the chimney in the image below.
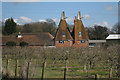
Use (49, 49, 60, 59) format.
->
(74, 16, 78, 43)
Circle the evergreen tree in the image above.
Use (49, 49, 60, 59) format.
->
(4, 18, 16, 35)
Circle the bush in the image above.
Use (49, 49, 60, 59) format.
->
(20, 42, 28, 47)
(6, 41, 16, 46)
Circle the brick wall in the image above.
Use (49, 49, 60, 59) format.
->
(73, 40, 89, 48)
(55, 41, 73, 47)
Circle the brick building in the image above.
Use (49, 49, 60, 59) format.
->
(2, 11, 89, 48)
(54, 11, 89, 48)
(54, 11, 73, 47)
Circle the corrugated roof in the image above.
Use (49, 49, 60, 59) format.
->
(106, 34, 120, 39)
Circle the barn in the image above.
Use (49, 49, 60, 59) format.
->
(1, 32, 54, 46)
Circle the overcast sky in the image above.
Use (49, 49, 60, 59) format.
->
(2, 2, 119, 29)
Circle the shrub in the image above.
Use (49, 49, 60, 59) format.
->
(6, 41, 16, 46)
(20, 42, 29, 47)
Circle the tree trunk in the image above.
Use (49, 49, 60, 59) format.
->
(6, 59, 9, 73)
(95, 74, 99, 80)
(84, 64, 87, 72)
(118, 46, 120, 77)
(109, 67, 113, 78)
(87, 63, 91, 77)
(64, 60, 68, 80)
(26, 61, 30, 80)
(89, 61, 92, 69)
(52, 59, 56, 67)
(41, 58, 46, 80)
(15, 59, 18, 78)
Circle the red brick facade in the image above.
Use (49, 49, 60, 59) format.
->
(55, 11, 89, 48)
(55, 41, 73, 47)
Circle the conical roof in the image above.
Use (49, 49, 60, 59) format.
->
(55, 12, 73, 41)
(76, 19, 89, 40)
(72, 11, 89, 40)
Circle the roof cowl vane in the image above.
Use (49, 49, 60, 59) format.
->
(61, 11, 66, 20)
(77, 11, 83, 20)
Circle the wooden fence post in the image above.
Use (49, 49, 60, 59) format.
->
(64, 59, 68, 80)
(6, 58, 9, 73)
(109, 67, 113, 79)
(84, 64, 87, 72)
(95, 74, 99, 80)
(41, 58, 46, 80)
(118, 46, 120, 77)
(26, 61, 31, 80)
(15, 59, 18, 79)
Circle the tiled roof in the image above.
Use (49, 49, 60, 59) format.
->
(2, 32, 54, 46)
(55, 19, 73, 41)
(72, 19, 89, 40)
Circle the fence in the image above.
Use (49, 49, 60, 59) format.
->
(2, 58, 119, 80)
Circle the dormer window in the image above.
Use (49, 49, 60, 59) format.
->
(62, 32, 65, 37)
(79, 32, 81, 37)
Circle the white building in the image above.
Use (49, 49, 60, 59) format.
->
(106, 34, 120, 40)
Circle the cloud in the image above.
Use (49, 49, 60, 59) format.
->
(106, 5, 113, 11)
(14, 16, 34, 25)
(52, 18, 74, 24)
(94, 21, 112, 29)
(4, 16, 34, 25)
(66, 17, 74, 23)
(4, 18, 9, 21)
(38, 19, 47, 22)
(103, 21, 109, 27)
(39, 18, 60, 23)
(52, 18, 60, 23)
(52, 15, 91, 25)
(83, 14, 91, 19)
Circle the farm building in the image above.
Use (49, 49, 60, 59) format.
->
(1, 11, 89, 48)
(54, 11, 89, 48)
(1, 32, 54, 46)
(106, 34, 120, 44)
(3, 12, 118, 48)
(88, 34, 120, 47)
(88, 40, 106, 47)
(54, 11, 73, 47)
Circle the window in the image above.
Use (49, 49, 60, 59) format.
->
(79, 32, 81, 37)
(80, 40, 86, 43)
(59, 40, 64, 44)
(62, 32, 65, 37)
